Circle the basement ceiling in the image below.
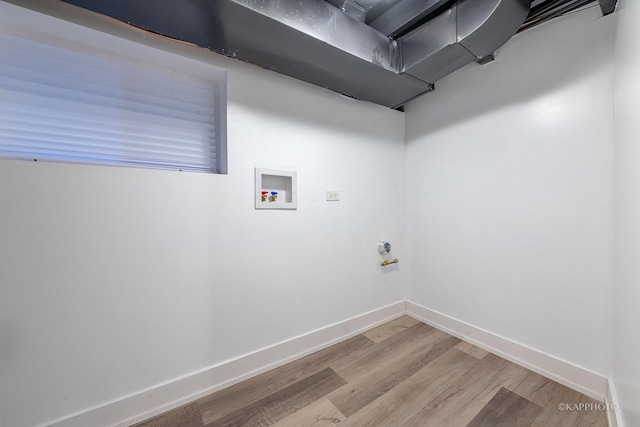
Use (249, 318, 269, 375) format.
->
(57, 0, 616, 109)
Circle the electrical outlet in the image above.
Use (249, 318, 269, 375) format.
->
(326, 190, 340, 201)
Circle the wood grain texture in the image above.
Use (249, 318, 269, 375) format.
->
(530, 380, 609, 427)
(132, 403, 203, 427)
(271, 398, 345, 427)
(466, 387, 542, 427)
(328, 331, 460, 417)
(399, 352, 530, 427)
(455, 341, 489, 359)
(339, 348, 478, 426)
(362, 315, 420, 343)
(331, 322, 434, 382)
(205, 368, 346, 427)
(510, 369, 562, 407)
(198, 334, 373, 424)
(574, 393, 609, 427)
(134, 317, 609, 427)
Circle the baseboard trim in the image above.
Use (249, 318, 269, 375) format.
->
(604, 379, 619, 427)
(47, 300, 613, 426)
(606, 379, 623, 427)
(47, 301, 406, 427)
(405, 301, 608, 401)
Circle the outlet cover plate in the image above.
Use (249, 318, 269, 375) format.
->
(326, 190, 340, 201)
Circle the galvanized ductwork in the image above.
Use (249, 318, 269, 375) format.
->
(325, 0, 368, 21)
(399, 0, 531, 84)
(57, 0, 532, 109)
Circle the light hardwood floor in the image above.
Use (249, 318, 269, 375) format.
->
(133, 316, 609, 427)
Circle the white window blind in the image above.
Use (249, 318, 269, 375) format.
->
(0, 24, 225, 173)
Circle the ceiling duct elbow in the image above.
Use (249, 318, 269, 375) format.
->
(457, 0, 532, 58)
(399, 0, 531, 84)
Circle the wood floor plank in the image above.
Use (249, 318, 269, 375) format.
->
(205, 367, 346, 427)
(531, 382, 588, 426)
(400, 352, 530, 427)
(339, 348, 478, 427)
(455, 341, 489, 360)
(132, 403, 203, 427)
(400, 354, 508, 427)
(574, 393, 609, 427)
(510, 370, 562, 407)
(331, 322, 434, 382)
(134, 318, 607, 427)
(328, 330, 460, 417)
(531, 384, 609, 427)
(362, 315, 420, 343)
(198, 334, 374, 424)
(466, 387, 542, 427)
(271, 398, 345, 427)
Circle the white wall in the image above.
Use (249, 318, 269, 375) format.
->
(404, 5, 613, 377)
(0, 3, 405, 426)
(613, 0, 640, 424)
(5, 1, 639, 426)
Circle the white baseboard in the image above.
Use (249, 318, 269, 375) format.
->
(606, 379, 624, 427)
(47, 300, 615, 426)
(47, 301, 406, 427)
(406, 301, 608, 401)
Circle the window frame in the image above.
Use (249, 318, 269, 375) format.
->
(0, 0, 228, 174)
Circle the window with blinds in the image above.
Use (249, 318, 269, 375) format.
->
(0, 6, 227, 174)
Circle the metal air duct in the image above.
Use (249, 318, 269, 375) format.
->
(399, 0, 531, 84)
(55, 0, 532, 109)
